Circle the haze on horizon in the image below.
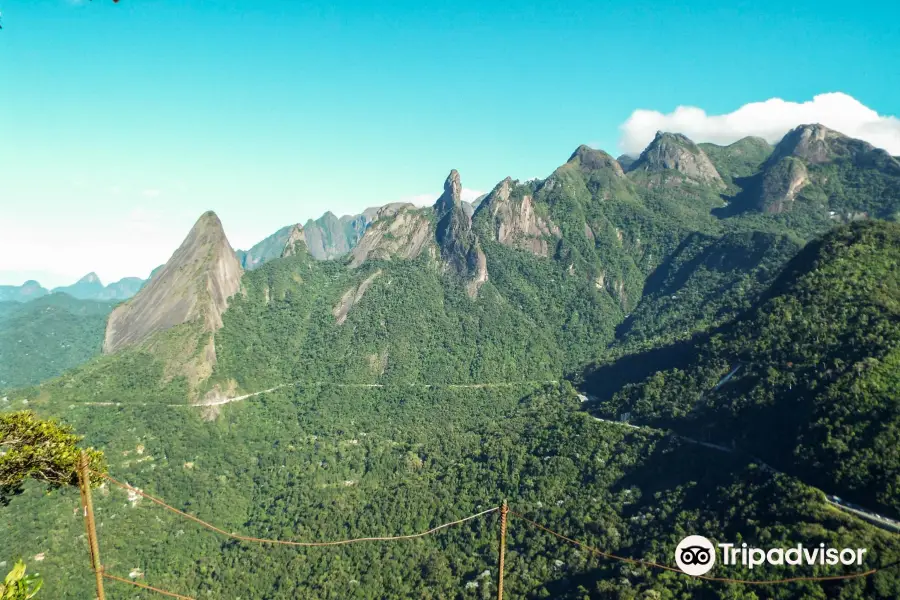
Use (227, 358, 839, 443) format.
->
(1, 0, 899, 288)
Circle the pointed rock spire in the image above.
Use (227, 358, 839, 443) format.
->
(103, 211, 243, 355)
(434, 169, 463, 216)
(433, 170, 488, 296)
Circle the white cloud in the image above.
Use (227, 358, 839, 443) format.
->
(0, 207, 198, 288)
(402, 188, 485, 207)
(618, 92, 900, 156)
(461, 188, 485, 203)
(142, 189, 162, 198)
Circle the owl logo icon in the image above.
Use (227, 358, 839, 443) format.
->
(675, 535, 716, 576)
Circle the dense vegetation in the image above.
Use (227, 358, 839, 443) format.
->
(4, 384, 898, 599)
(213, 234, 627, 394)
(592, 221, 900, 518)
(0, 294, 114, 390)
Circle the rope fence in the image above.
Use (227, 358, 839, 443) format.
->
(98, 471, 498, 546)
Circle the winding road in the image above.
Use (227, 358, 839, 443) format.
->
(582, 396, 900, 535)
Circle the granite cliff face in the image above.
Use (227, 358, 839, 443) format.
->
(475, 177, 559, 256)
(630, 131, 724, 187)
(304, 211, 370, 260)
(237, 209, 377, 269)
(770, 124, 840, 165)
(103, 211, 243, 355)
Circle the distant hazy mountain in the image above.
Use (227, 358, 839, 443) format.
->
(51, 272, 145, 301)
(0, 280, 49, 302)
(236, 208, 382, 270)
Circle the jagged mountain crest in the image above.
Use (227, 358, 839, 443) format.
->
(103, 211, 243, 360)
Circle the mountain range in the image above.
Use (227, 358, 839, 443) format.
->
(3, 123, 900, 599)
(0, 273, 144, 303)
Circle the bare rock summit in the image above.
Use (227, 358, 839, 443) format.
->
(630, 131, 724, 187)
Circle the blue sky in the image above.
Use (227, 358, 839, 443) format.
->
(1, 0, 899, 287)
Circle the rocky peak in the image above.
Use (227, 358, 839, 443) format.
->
(630, 131, 724, 186)
(103, 210, 243, 356)
(770, 124, 900, 175)
(281, 224, 307, 258)
(567, 145, 625, 177)
(434, 169, 463, 216)
(79, 272, 102, 285)
(770, 124, 838, 164)
(616, 154, 636, 172)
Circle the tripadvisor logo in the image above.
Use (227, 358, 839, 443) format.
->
(674, 535, 867, 576)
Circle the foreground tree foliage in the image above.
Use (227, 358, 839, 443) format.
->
(0, 411, 106, 506)
(0, 562, 42, 600)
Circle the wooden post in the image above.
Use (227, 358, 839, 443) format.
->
(77, 451, 106, 600)
(497, 500, 508, 600)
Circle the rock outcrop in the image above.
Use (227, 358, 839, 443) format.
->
(757, 157, 810, 214)
(770, 124, 837, 165)
(567, 145, 626, 177)
(348, 204, 432, 267)
(332, 269, 382, 325)
(281, 224, 307, 258)
(103, 211, 243, 355)
(434, 170, 488, 297)
(475, 177, 559, 256)
(630, 132, 724, 187)
(771, 124, 900, 174)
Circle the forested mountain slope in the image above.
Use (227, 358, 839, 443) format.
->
(0, 294, 114, 390)
(589, 221, 900, 517)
